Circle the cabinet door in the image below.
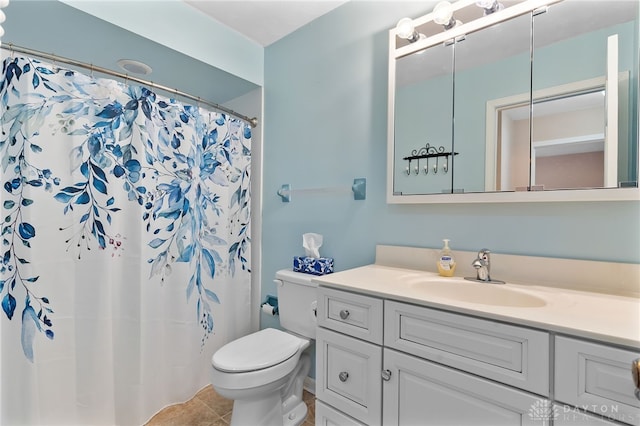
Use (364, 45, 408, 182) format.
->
(316, 400, 367, 426)
(316, 328, 383, 425)
(555, 336, 640, 425)
(382, 348, 546, 426)
(553, 404, 620, 426)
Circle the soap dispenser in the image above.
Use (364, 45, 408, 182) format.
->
(437, 239, 456, 277)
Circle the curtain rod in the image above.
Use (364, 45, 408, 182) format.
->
(0, 42, 259, 128)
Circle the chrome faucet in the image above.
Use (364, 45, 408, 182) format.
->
(466, 248, 505, 284)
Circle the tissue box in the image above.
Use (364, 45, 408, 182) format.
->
(293, 256, 334, 275)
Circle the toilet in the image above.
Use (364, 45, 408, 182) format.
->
(211, 269, 318, 426)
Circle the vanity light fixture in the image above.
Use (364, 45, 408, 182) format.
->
(475, 0, 504, 15)
(433, 1, 462, 30)
(395, 17, 425, 43)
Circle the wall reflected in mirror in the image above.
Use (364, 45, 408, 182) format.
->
(529, 0, 637, 191)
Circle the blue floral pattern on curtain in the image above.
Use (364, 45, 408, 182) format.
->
(0, 56, 251, 361)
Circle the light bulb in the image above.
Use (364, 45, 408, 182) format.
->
(475, 0, 495, 8)
(0, 10, 4, 23)
(0, 0, 9, 8)
(0, 25, 4, 38)
(476, 0, 504, 15)
(433, 1, 454, 26)
(396, 18, 415, 39)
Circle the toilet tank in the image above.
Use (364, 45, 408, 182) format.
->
(274, 269, 318, 339)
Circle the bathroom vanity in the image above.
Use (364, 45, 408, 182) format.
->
(313, 246, 640, 426)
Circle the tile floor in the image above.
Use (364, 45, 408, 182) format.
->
(145, 385, 315, 426)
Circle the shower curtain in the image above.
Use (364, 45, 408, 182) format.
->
(0, 55, 252, 425)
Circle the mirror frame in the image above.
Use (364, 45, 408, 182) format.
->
(387, 0, 640, 204)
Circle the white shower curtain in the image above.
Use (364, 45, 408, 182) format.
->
(0, 55, 252, 425)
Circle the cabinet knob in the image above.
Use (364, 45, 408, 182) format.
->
(339, 309, 350, 320)
(338, 371, 349, 382)
(381, 369, 392, 381)
(633, 358, 640, 400)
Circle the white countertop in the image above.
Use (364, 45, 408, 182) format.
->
(312, 264, 640, 349)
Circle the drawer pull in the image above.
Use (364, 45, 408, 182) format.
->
(338, 371, 349, 382)
(633, 358, 640, 400)
(381, 369, 392, 381)
(339, 309, 350, 320)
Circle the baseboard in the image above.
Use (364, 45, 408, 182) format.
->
(303, 376, 315, 395)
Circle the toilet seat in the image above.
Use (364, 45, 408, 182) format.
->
(213, 328, 303, 373)
(212, 328, 310, 391)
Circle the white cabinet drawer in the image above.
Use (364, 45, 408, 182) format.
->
(316, 327, 382, 425)
(315, 400, 367, 426)
(555, 336, 640, 425)
(317, 286, 383, 344)
(384, 300, 550, 396)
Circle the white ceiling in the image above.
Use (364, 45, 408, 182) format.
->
(183, 1, 349, 47)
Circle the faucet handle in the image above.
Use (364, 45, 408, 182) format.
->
(478, 248, 491, 261)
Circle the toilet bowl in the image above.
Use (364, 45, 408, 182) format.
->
(211, 270, 317, 426)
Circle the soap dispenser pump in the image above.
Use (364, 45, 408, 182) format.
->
(437, 239, 456, 277)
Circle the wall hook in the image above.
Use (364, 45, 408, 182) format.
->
(403, 143, 458, 178)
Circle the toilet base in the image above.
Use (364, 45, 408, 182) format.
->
(229, 392, 283, 426)
(282, 396, 308, 426)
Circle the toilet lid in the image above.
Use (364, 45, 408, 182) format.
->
(212, 328, 302, 373)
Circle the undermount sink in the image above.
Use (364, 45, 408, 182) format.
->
(406, 278, 547, 308)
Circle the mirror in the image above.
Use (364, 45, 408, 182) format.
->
(394, 43, 454, 195)
(387, 0, 639, 203)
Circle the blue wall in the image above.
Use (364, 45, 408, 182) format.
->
(262, 1, 640, 308)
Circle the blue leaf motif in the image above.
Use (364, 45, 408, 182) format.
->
(92, 178, 107, 194)
(35, 66, 54, 75)
(60, 186, 83, 194)
(75, 192, 90, 204)
(204, 288, 220, 304)
(18, 222, 36, 239)
(80, 162, 90, 179)
(90, 162, 108, 182)
(124, 159, 141, 172)
(70, 146, 84, 171)
(2, 293, 16, 320)
(113, 165, 125, 177)
(177, 244, 194, 262)
(149, 238, 166, 249)
(21, 304, 41, 362)
(53, 193, 74, 203)
(96, 101, 123, 119)
(202, 249, 216, 278)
